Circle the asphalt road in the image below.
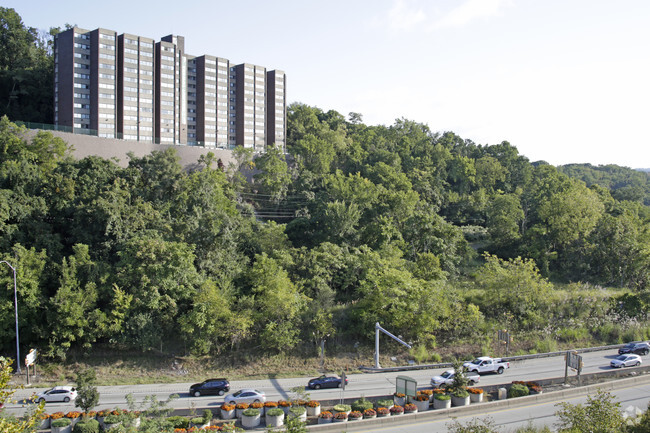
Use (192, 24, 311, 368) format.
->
(4, 347, 640, 416)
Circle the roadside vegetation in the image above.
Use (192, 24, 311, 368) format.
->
(1, 7, 650, 384)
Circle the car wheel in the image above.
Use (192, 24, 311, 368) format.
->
(38, 398, 45, 403)
(229, 401, 236, 405)
(636, 361, 641, 366)
(497, 367, 504, 374)
(468, 380, 476, 385)
(337, 382, 341, 388)
(314, 384, 321, 390)
(218, 390, 224, 396)
(194, 391, 201, 397)
(644, 350, 649, 356)
(64, 397, 70, 402)
(254, 399, 260, 403)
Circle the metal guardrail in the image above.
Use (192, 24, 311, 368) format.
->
(359, 343, 626, 373)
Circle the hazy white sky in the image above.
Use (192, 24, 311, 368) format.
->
(7, 0, 650, 168)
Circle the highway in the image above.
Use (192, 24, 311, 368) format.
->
(4, 347, 638, 416)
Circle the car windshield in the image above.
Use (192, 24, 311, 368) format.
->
(232, 390, 243, 397)
(625, 343, 637, 348)
(441, 371, 452, 378)
(470, 359, 482, 364)
(616, 355, 627, 360)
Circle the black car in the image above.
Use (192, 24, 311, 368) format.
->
(619, 342, 650, 355)
(307, 375, 348, 389)
(189, 378, 230, 397)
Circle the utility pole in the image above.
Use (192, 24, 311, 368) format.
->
(0, 261, 21, 374)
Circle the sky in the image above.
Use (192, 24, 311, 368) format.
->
(6, 0, 650, 168)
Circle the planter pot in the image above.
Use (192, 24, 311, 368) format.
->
(281, 406, 291, 415)
(391, 411, 404, 416)
(221, 409, 235, 420)
(38, 418, 50, 429)
(332, 417, 348, 423)
(377, 412, 390, 418)
(132, 416, 141, 428)
(97, 416, 104, 428)
(394, 396, 406, 406)
(266, 413, 284, 427)
(364, 414, 377, 420)
(349, 416, 362, 421)
(68, 417, 80, 426)
(236, 408, 248, 418)
(306, 405, 321, 417)
(452, 395, 470, 407)
(404, 408, 418, 415)
(318, 417, 332, 424)
(52, 426, 72, 433)
(530, 390, 543, 395)
(415, 399, 430, 412)
(292, 412, 307, 422)
(191, 421, 209, 429)
(104, 422, 121, 431)
(242, 413, 261, 429)
(470, 393, 484, 403)
(433, 398, 451, 409)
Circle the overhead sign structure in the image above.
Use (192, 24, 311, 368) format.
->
(374, 322, 412, 368)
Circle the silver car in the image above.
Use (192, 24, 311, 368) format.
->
(610, 354, 642, 368)
(223, 388, 266, 405)
(36, 386, 77, 403)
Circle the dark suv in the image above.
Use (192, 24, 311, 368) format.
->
(618, 342, 650, 355)
(189, 378, 230, 397)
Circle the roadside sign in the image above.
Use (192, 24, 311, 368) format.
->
(396, 375, 418, 397)
(25, 348, 37, 367)
(340, 372, 346, 390)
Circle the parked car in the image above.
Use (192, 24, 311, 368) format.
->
(307, 375, 348, 389)
(224, 389, 266, 404)
(463, 356, 510, 374)
(611, 354, 642, 368)
(189, 378, 230, 397)
(618, 342, 650, 355)
(430, 370, 480, 388)
(35, 386, 77, 403)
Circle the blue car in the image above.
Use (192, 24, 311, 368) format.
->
(307, 375, 348, 389)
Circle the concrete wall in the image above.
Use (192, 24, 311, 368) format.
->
(23, 129, 237, 170)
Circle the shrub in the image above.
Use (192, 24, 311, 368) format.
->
(390, 405, 404, 414)
(349, 411, 362, 419)
(377, 407, 390, 415)
(242, 408, 260, 417)
(191, 417, 205, 425)
(393, 392, 405, 398)
(235, 403, 249, 410)
(453, 389, 469, 398)
(467, 388, 484, 394)
(66, 411, 82, 419)
(51, 412, 65, 420)
(278, 400, 291, 407)
(376, 399, 393, 408)
(419, 389, 434, 396)
(250, 402, 263, 409)
(306, 400, 320, 408)
(103, 414, 122, 424)
(319, 411, 332, 419)
(363, 409, 376, 418)
(334, 412, 348, 420)
(73, 419, 100, 433)
(166, 416, 189, 429)
(404, 403, 417, 412)
(52, 418, 72, 427)
(434, 394, 451, 401)
(220, 404, 235, 411)
(333, 404, 351, 412)
(351, 397, 373, 412)
(508, 383, 530, 398)
(264, 401, 278, 408)
(414, 394, 429, 402)
(289, 406, 306, 417)
(266, 408, 284, 417)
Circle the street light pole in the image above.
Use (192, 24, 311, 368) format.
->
(0, 260, 21, 374)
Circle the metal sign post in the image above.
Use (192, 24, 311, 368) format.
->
(565, 351, 583, 384)
(374, 323, 412, 368)
(498, 329, 511, 356)
(396, 376, 417, 399)
(25, 348, 37, 385)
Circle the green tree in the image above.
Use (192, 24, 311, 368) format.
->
(554, 389, 625, 433)
(75, 367, 99, 414)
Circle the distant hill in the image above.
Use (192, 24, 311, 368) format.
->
(558, 163, 650, 206)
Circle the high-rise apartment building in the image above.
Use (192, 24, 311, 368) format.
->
(54, 27, 286, 151)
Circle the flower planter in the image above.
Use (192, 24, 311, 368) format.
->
(306, 405, 321, 417)
(470, 393, 484, 403)
(191, 421, 209, 429)
(415, 399, 430, 412)
(451, 395, 470, 407)
(318, 417, 332, 424)
(67, 417, 80, 426)
(38, 417, 50, 429)
(266, 412, 284, 427)
(433, 398, 451, 409)
(377, 412, 390, 418)
(364, 414, 377, 419)
(220, 408, 235, 420)
(280, 406, 291, 415)
(393, 396, 406, 406)
(332, 417, 347, 423)
(349, 415, 362, 421)
(51, 425, 72, 433)
(236, 408, 248, 418)
(242, 413, 261, 429)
